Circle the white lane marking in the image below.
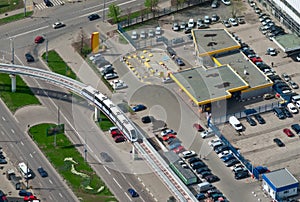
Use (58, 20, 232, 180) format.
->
(1, 131, 4, 135)
(29, 153, 33, 158)
(124, 192, 132, 201)
(59, 192, 63, 198)
(9, 26, 49, 39)
(140, 196, 146, 202)
(20, 141, 24, 146)
(49, 179, 53, 184)
(121, 173, 126, 179)
(1, 117, 5, 121)
(103, 166, 111, 175)
(11, 129, 15, 133)
(113, 178, 122, 189)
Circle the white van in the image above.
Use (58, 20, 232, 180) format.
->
(198, 182, 214, 192)
(188, 19, 194, 28)
(229, 116, 243, 131)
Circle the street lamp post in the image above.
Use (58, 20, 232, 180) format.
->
(102, 0, 106, 22)
(24, 0, 27, 17)
(54, 95, 67, 147)
(10, 38, 14, 64)
(43, 34, 48, 63)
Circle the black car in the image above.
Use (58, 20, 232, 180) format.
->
(246, 116, 256, 126)
(205, 175, 220, 183)
(88, 14, 100, 21)
(234, 170, 249, 180)
(0, 154, 5, 159)
(195, 167, 210, 174)
(141, 116, 152, 124)
(175, 58, 185, 66)
(281, 107, 293, 118)
(37, 166, 48, 177)
(214, 145, 229, 154)
(273, 138, 285, 147)
(0, 159, 7, 164)
(18, 190, 32, 196)
(184, 27, 192, 34)
(200, 171, 212, 178)
(166, 47, 176, 58)
(273, 107, 286, 119)
(44, 0, 51, 6)
(188, 157, 202, 164)
(225, 158, 240, 167)
(254, 114, 265, 124)
(291, 124, 300, 134)
(25, 53, 34, 62)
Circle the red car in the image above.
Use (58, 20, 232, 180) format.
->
(34, 36, 44, 43)
(283, 128, 294, 137)
(250, 57, 263, 63)
(162, 134, 176, 141)
(114, 135, 126, 143)
(172, 145, 185, 154)
(193, 123, 204, 132)
(111, 129, 123, 137)
(24, 195, 37, 201)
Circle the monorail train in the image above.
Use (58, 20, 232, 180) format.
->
(81, 86, 138, 142)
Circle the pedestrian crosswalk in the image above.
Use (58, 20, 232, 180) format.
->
(33, 0, 65, 10)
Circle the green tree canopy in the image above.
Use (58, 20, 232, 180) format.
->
(144, 0, 159, 12)
(107, 3, 121, 23)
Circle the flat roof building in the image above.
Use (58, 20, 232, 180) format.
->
(262, 168, 299, 201)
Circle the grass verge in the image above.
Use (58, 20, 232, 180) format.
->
(98, 113, 115, 131)
(42, 50, 77, 80)
(29, 123, 117, 202)
(0, 73, 40, 112)
(0, 11, 33, 25)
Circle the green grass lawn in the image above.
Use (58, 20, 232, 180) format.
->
(42, 50, 77, 80)
(0, 74, 40, 112)
(0, 0, 22, 14)
(0, 11, 33, 25)
(29, 123, 117, 202)
(98, 113, 115, 131)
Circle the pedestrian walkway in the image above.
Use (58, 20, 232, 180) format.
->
(33, 0, 65, 10)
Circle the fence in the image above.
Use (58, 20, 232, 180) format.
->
(212, 101, 280, 124)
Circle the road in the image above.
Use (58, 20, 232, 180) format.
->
(0, 0, 174, 201)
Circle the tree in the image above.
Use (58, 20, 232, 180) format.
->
(144, 0, 159, 12)
(125, 7, 132, 26)
(171, 0, 185, 10)
(107, 3, 121, 23)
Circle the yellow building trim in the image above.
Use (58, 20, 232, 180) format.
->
(199, 93, 232, 105)
(212, 57, 222, 67)
(198, 45, 240, 57)
(242, 82, 273, 93)
(228, 85, 249, 92)
(170, 74, 198, 104)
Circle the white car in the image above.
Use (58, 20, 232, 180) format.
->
(218, 150, 231, 158)
(162, 77, 173, 84)
(140, 30, 146, 39)
(180, 150, 196, 159)
(161, 129, 176, 137)
(188, 18, 194, 28)
(89, 53, 102, 61)
(221, 0, 231, 5)
(295, 101, 300, 108)
(208, 138, 221, 147)
(104, 73, 118, 80)
(204, 16, 211, 24)
(287, 103, 298, 114)
(155, 27, 162, 35)
(148, 29, 155, 37)
(200, 128, 214, 139)
(131, 31, 138, 40)
(109, 80, 127, 90)
(172, 22, 180, 31)
(52, 22, 65, 29)
(229, 18, 238, 26)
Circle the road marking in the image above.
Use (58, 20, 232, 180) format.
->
(20, 141, 24, 146)
(124, 192, 132, 201)
(59, 192, 63, 198)
(1, 131, 4, 136)
(103, 166, 111, 175)
(1, 117, 5, 121)
(9, 26, 49, 39)
(121, 173, 126, 179)
(49, 179, 53, 184)
(29, 153, 33, 158)
(113, 178, 122, 189)
(140, 196, 146, 202)
(11, 129, 15, 134)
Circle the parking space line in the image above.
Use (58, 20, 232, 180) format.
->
(29, 153, 33, 158)
(103, 166, 111, 175)
(113, 177, 122, 189)
(59, 192, 63, 198)
(49, 179, 53, 184)
(124, 192, 132, 201)
(11, 129, 14, 134)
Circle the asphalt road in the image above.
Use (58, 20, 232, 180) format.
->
(0, 0, 174, 201)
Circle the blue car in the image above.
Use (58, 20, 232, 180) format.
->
(221, 154, 235, 162)
(128, 188, 139, 197)
(195, 193, 206, 200)
(132, 104, 146, 112)
(19, 190, 32, 196)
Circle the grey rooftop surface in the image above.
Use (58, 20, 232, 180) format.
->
(192, 29, 240, 55)
(172, 65, 248, 104)
(214, 50, 272, 89)
(273, 33, 300, 52)
(263, 168, 299, 188)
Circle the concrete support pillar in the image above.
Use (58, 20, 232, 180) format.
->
(94, 107, 99, 121)
(9, 74, 16, 92)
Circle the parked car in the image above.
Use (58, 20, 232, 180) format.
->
(114, 135, 126, 143)
(25, 53, 34, 62)
(281, 107, 293, 118)
(0, 159, 7, 164)
(287, 103, 298, 114)
(195, 193, 206, 200)
(140, 30, 146, 39)
(19, 190, 33, 197)
(52, 21, 65, 29)
(273, 138, 284, 147)
(37, 166, 48, 177)
(211, 0, 219, 8)
(273, 107, 286, 119)
(148, 29, 155, 37)
(180, 22, 187, 29)
(266, 48, 277, 56)
(188, 157, 202, 164)
(205, 175, 220, 183)
(196, 167, 210, 174)
(291, 124, 300, 134)
(141, 116, 152, 124)
(263, 93, 275, 100)
(175, 57, 185, 66)
(167, 47, 176, 57)
(211, 14, 219, 22)
(128, 188, 139, 197)
(289, 81, 299, 89)
(161, 129, 176, 137)
(229, 18, 238, 26)
(172, 22, 180, 31)
(188, 18, 194, 28)
(254, 114, 265, 124)
(181, 150, 196, 159)
(217, 150, 231, 158)
(225, 158, 240, 167)
(184, 27, 192, 34)
(131, 31, 138, 40)
(193, 123, 204, 132)
(155, 27, 162, 35)
(162, 134, 176, 141)
(283, 128, 294, 137)
(221, 154, 235, 162)
(281, 73, 291, 81)
(223, 20, 231, 28)
(132, 104, 146, 112)
(246, 116, 256, 126)
(221, 0, 231, 5)
(104, 73, 118, 80)
(235, 170, 249, 180)
(88, 13, 100, 21)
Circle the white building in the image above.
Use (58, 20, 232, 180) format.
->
(262, 168, 298, 201)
